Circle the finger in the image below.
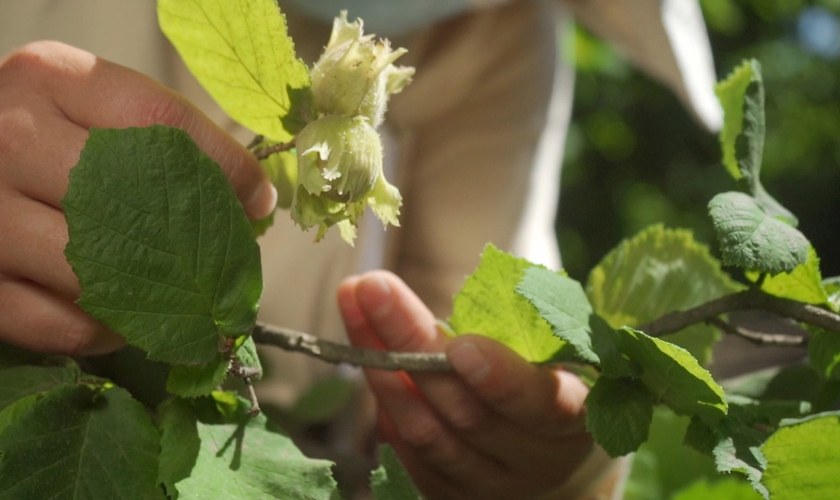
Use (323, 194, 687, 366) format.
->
(338, 275, 507, 490)
(446, 335, 590, 438)
(0, 276, 124, 356)
(0, 90, 89, 208)
(0, 41, 275, 219)
(0, 191, 80, 299)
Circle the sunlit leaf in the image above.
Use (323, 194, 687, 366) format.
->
(747, 246, 828, 306)
(158, 0, 312, 141)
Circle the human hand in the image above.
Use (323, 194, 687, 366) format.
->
(0, 41, 276, 356)
(338, 271, 616, 500)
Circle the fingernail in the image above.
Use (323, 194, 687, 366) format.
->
(247, 182, 277, 220)
(448, 342, 489, 385)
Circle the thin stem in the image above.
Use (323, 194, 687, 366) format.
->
(252, 322, 452, 372)
(228, 360, 262, 416)
(706, 317, 808, 347)
(253, 140, 295, 160)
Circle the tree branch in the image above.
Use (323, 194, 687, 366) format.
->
(705, 317, 808, 347)
(252, 140, 295, 160)
(252, 322, 452, 372)
(638, 290, 840, 337)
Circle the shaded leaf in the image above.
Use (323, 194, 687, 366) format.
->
(158, 0, 312, 141)
(167, 354, 230, 398)
(234, 336, 263, 381)
(0, 384, 162, 500)
(449, 245, 564, 362)
(370, 445, 424, 500)
(0, 363, 79, 411)
(761, 412, 840, 500)
(672, 478, 762, 500)
(586, 225, 742, 365)
(63, 126, 262, 365)
(158, 396, 337, 500)
(708, 192, 808, 275)
(585, 377, 654, 457)
(810, 329, 840, 380)
(623, 408, 717, 500)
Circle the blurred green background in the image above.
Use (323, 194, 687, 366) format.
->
(557, 0, 840, 282)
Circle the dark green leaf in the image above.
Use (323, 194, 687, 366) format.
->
(166, 354, 230, 398)
(158, 396, 337, 500)
(290, 376, 357, 423)
(586, 225, 743, 365)
(450, 245, 564, 362)
(0, 384, 163, 500)
(0, 363, 79, 411)
(708, 192, 808, 275)
(810, 329, 840, 380)
(370, 445, 424, 500)
(585, 377, 654, 457)
(63, 126, 263, 364)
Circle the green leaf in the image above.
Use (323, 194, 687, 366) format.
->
(624, 407, 717, 500)
(515, 267, 596, 363)
(158, 397, 337, 500)
(158, 0, 312, 141)
(746, 246, 828, 306)
(684, 396, 811, 499)
(672, 478, 762, 500)
(235, 336, 263, 380)
(586, 225, 743, 365)
(0, 384, 163, 500)
(370, 445, 424, 500)
(166, 354, 231, 398)
(617, 328, 727, 423)
(260, 149, 298, 210)
(290, 376, 357, 423)
(708, 192, 809, 275)
(715, 59, 796, 225)
(449, 244, 564, 362)
(0, 363, 79, 411)
(761, 412, 840, 500)
(63, 126, 263, 365)
(821, 276, 840, 312)
(810, 329, 840, 380)
(585, 377, 654, 457)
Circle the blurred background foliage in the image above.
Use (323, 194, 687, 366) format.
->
(557, 0, 840, 282)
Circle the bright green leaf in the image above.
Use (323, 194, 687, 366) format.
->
(235, 336, 263, 380)
(63, 126, 263, 365)
(370, 445, 424, 500)
(159, 397, 337, 500)
(708, 192, 808, 275)
(0, 363, 79, 411)
(761, 412, 840, 500)
(515, 267, 596, 363)
(449, 245, 564, 362)
(586, 225, 743, 365)
(822, 276, 840, 312)
(158, 0, 312, 141)
(672, 478, 762, 500)
(0, 384, 163, 500)
(585, 377, 654, 457)
(166, 354, 230, 398)
(617, 328, 727, 423)
(260, 149, 298, 210)
(747, 246, 828, 306)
